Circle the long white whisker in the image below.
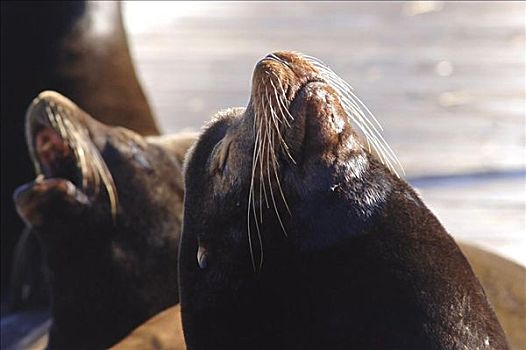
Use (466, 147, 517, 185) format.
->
(254, 117, 264, 223)
(263, 94, 290, 237)
(268, 82, 295, 164)
(303, 54, 387, 134)
(267, 93, 293, 216)
(247, 104, 260, 271)
(259, 96, 270, 209)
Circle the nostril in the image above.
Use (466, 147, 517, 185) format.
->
(257, 53, 286, 69)
(265, 53, 281, 63)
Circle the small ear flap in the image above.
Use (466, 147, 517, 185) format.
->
(197, 244, 208, 269)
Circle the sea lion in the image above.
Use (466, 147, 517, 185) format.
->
(1, 1, 158, 293)
(13, 91, 186, 349)
(179, 51, 510, 349)
(458, 243, 526, 350)
(111, 305, 186, 350)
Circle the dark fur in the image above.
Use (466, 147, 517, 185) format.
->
(179, 52, 509, 350)
(1, 0, 158, 299)
(14, 93, 184, 349)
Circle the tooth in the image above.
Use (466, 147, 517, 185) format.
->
(40, 142, 53, 152)
(35, 174, 45, 183)
(66, 181, 77, 197)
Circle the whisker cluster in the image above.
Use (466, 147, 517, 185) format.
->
(245, 53, 403, 271)
(302, 54, 404, 177)
(247, 71, 294, 272)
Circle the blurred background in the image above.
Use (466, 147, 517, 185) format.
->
(122, 1, 525, 265)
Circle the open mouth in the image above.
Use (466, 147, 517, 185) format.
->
(26, 98, 93, 194)
(23, 93, 118, 218)
(29, 108, 83, 188)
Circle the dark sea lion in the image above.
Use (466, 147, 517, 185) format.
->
(179, 51, 510, 349)
(1, 1, 158, 293)
(13, 91, 184, 349)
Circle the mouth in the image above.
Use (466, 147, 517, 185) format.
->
(26, 95, 96, 196)
(28, 103, 84, 189)
(256, 53, 323, 105)
(19, 91, 118, 220)
(250, 54, 328, 164)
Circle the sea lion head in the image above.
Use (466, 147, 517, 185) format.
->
(13, 91, 185, 348)
(14, 91, 184, 245)
(180, 51, 401, 347)
(183, 51, 400, 267)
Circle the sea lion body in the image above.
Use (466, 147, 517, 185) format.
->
(179, 52, 509, 349)
(1, 1, 158, 293)
(13, 92, 187, 349)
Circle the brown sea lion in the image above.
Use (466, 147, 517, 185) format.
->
(1, 1, 158, 293)
(458, 243, 526, 350)
(13, 91, 187, 349)
(179, 51, 510, 349)
(111, 305, 186, 350)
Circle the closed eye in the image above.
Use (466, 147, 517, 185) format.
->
(209, 136, 232, 176)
